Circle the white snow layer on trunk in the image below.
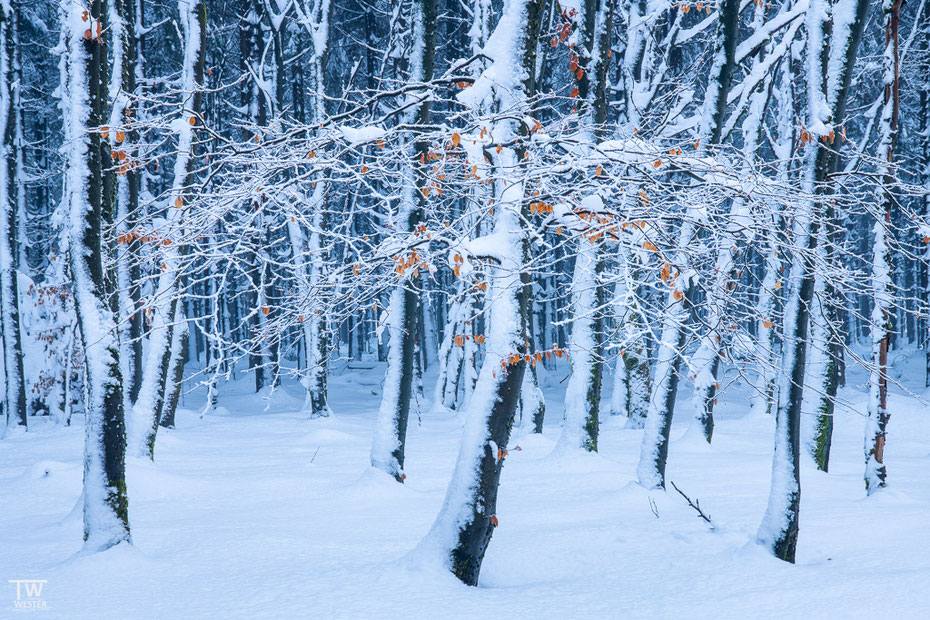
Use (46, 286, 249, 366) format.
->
(414, 144, 525, 569)
(559, 240, 599, 450)
(636, 220, 692, 489)
(59, 0, 130, 550)
(370, 284, 407, 475)
(413, 0, 531, 568)
(130, 0, 201, 456)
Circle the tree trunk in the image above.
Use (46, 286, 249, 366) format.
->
(806, 267, 836, 471)
(132, 0, 204, 458)
(370, 0, 435, 482)
(757, 0, 869, 563)
(61, 0, 130, 550)
(637, 268, 691, 489)
(635, 0, 739, 483)
(520, 301, 546, 433)
(416, 0, 548, 587)
(682, 0, 743, 443)
(109, 0, 143, 409)
(559, 0, 611, 451)
(865, 0, 900, 494)
(561, 242, 604, 451)
(158, 303, 187, 429)
(0, 1, 27, 431)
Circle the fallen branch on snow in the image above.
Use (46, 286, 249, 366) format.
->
(670, 481, 716, 531)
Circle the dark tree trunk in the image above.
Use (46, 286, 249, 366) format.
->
(370, 0, 436, 482)
(64, 0, 130, 549)
(441, 0, 549, 586)
(1, 0, 27, 430)
(758, 0, 869, 563)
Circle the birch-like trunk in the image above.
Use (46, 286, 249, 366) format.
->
(864, 0, 900, 494)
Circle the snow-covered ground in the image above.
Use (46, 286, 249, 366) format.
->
(2, 355, 929, 618)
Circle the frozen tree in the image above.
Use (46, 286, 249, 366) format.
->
(607, 253, 649, 427)
(864, 0, 901, 494)
(757, 0, 870, 563)
(108, 0, 143, 412)
(59, 0, 130, 550)
(370, 0, 436, 482)
(0, 0, 27, 432)
(291, 0, 334, 418)
(131, 0, 205, 458)
(415, 0, 548, 585)
(559, 0, 614, 452)
(636, 0, 743, 487)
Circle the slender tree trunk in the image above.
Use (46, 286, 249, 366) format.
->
(751, 57, 795, 419)
(559, 0, 611, 451)
(920, 0, 930, 387)
(370, 0, 435, 482)
(806, 265, 836, 471)
(608, 251, 649, 426)
(158, 302, 187, 429)
(0, 1, 26, 431)
(61, 0, 130, 550)
(238, 1, 269, 392)
(758, 0, 869, 563)
(752, 238, 781, 417)
(865, 0, 900, 494)
(132, 0, 204, 458)
(561, 242, 604, 451)
(109, 0, 143, 410)
(637, 263, 691, 489)
(635, 0, 739, 484)
(284, 0, 334, 415)
(682, 0, 742, 443)
(520, 301, 546, 433)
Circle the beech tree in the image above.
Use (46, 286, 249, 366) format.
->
(0, 0, 923, 567)
(60, 0, 130, 550)
(416, 0, 548, 585)
(130, 0, 205, 458)
(370, 0, 436, 482)
(864, 0, 901, 494)
(0, 0, 27, 432)
(757, 0, 870, 563)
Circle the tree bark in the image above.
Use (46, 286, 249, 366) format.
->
(865, 0, 900, 494)
(758, 0, 869, 563)
(416, 0, 549, 587)
(370, 0, 436, 482)
(132, 0, 204, 458)
(0, 1, 27, 431)
(61, 0, 130, 550)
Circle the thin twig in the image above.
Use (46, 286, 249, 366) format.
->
(670, 481, 716, 531)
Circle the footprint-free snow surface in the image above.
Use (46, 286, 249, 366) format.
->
(2, 357, 929, 618)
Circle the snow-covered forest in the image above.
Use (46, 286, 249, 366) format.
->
(1, 0, 929, 615)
